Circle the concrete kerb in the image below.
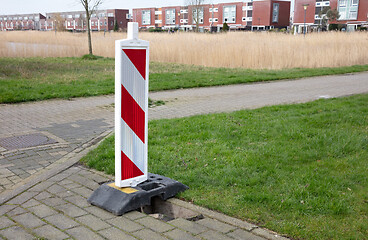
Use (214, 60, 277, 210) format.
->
(0, 129, 113, 205)
(167, 198, 290, 240)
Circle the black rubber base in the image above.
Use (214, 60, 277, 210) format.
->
(87, 173, 189, 216)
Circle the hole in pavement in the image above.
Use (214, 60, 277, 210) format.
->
(139, 197, 204, 222)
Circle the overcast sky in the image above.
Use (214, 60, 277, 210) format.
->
(0, 0, 295, 15)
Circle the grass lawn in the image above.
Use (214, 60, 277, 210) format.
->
(1, 57, 368, 103)
(81, 94, 368, 240)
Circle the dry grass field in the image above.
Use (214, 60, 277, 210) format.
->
(0, 30, 367, 69)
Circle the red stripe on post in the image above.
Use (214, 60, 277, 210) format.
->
(121, 151, 144, 180)
(123, 49, 146, 80)
(121, 85, 145, 143)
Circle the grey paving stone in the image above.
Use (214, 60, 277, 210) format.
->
(40, 196, 66, 207)
(66, 226, 104, 240)
(0, 216, 15, 229)
(85, 173, 110, 183)
(33, 224, 69, 240)
(0, 226, 34, 240)
(59, 179, 74, 185)
(164, 228, 201, 240)
(107, 217, 144, 233)
(47, 184, 67, 194)
(84, 206, 116, 220)
(48, 173, 71, 182)
(169, 218, 208, 235)
(7, 191, 38, 204)
(12, 212, 45, 228)
(132, 229, 169, 240)
(199, 230, 235, 240)
(227, 229, 266, 240)
(71, 186, 93, 198)
(76, 214, 111, 231)
(124, 211, 146, 220)
(34, 191, 52, 200)
(22, 198, 41, 208)
(27, 204, 57, 218)
(65, 195, 90, 208)
(53, 189, 74, 198)
(7, 206, 28, 217)
(136, 216, 175, 233)
(29, 181, 54, 192)
(197, 218, 236, 234)
(98, 227, 138, 240)
(63, 182, 82, 189)
(68, 174, 99, 190)
(54, 203, 88, 218)
(45, 214, 80, 230)
(0, 204, 16, 215)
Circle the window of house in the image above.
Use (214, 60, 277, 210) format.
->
(242, 17, 246, 21)
(75, 14, 80, 18)
(142, 10, 151, 25)
(338, 0, 359, 20)
(348, 10, 357, 19)
(108, 13, 114, 17)
(214, 8, 218, 12)
(272, 3, 279, 23)
(223, 5, 236, 23)
(192, 7, 204, 24)
(165, 8, 176, 25)
(214, 18, 218, 22)
(67, 15, 73, 18)
(339, 0, 347, 7)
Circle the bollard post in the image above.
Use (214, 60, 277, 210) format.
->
(88, 23, 188, 215)
(115, 22, 149, 187)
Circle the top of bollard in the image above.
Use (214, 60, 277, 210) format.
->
(127, 22, 139, 40)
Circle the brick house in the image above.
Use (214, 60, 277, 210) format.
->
(0, 13, 45, 31)
(133, 0, 291, 32)
(293, 0, 368, 33)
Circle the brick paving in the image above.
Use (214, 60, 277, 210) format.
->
(0, 72, 367, 239)
(0, 165, 277, 240)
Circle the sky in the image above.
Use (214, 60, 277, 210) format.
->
(1, 0, 295, 15)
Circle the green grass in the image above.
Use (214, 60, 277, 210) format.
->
(81, 94, 368, 240)
(1, 57, 368, 103)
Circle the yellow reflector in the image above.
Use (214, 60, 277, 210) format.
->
(107, 183, 139, 194)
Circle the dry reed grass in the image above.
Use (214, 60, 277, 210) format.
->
(1, 30, 367, 69)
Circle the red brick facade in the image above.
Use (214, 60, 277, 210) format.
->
(293, 0, 368, 32)
(133, 1, 291, 31)
(0, 9, 129, 31)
